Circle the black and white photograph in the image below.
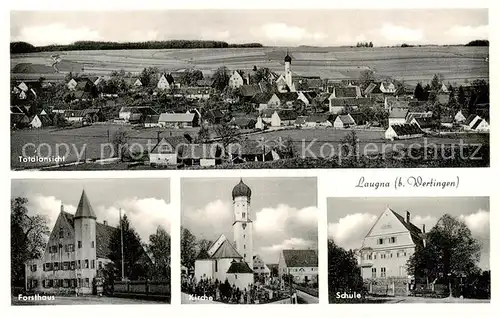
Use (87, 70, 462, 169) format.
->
(180, 177, 318, 304)
(327, 197, 490, 303)
(10, 9, 489, 171)
(11, 178, 172, 305)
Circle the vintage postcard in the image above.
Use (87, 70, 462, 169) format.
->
(180, 177, 318, 304)
(327, 197, 490, 303)
(9, 9, 489, 170)
(10, 178, 172, 305)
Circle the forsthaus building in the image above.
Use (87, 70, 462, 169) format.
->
(25, 190, 117, 294)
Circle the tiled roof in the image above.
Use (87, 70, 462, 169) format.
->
(329, 97, 371, 107)
(211, 239, 243, 259)
(305, 113, 330, 123)
(389, 108, 409, 119)
(196, 249, 211, 260)
(406, 112, 432, 123)
(338, 114, 355, 125)
(64, 110, 86, 117)
(464, 114, 479, 126)
(150, 136, 189, 154)
(349, 112, 366, 125)
(226, 261, 253, 274)
(413, 117, 435, 128)
(282, 249, 318, 267)
(75, 190, 97, 219)
(144, 114, 160, 124)
(390, 123, 423, 136)
(389, 208, 423, 245)
(277, 109, 298, 121)
(275, 92, 299, 102)
(239, 85, 262, 97)
(334, 86, 360, 98)
(471, 118, 485, 130)
(232, 117, 256, 128)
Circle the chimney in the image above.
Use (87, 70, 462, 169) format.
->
(406, 211, 410, 223)
(103, 220, 107, 226)
(422, 224, 426, 233)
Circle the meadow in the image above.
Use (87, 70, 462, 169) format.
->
(11, 124, 489, 170)
(11, 46, 489, 85)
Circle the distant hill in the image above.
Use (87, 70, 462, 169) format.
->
(10, 40, 264, 54)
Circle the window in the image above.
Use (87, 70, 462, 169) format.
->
(242, 212, 246, 218)
(261, 267, 264, 270)
(243, 235, 245, 239)
(59, 228, 64, 238)
(63, 279, 69, 288)
(78, 241, 82, 248)
(373, 253, 377, 260)
(78, 278, 82, 287)
(381, 253, 386, 259)
(244, 253, 246, 258)
(91, 241, 95, 248)
(84, 259, 89, 269)
(377, 238, 383, 245)
(390, 253, 393, 258)
(243, 245, 246, 249)
(91, 260, 95, 269)
(404, 251, 407, 257)
(381, 267, 386, 278)
(59, 243, 63, 250)
(47, 280, 53, 288)
(62, 262, 69, 270)
(77, 260, 81, 269)
(53, 262, 59, 271)
(390, 237, 396, 244)
(98, 261, 102, 269)
(49, 245, 57, 253)
(71, 279, 76, 288)
(372, 268, 377, 278)
(215, 260, 218, 272)
(235, 275, 238, 279)
(84, 278, 89, 288)
(31, 264, 37, 272)
(68, 244, 74, 252)
(70, 261, 75, 270)
(367, 254, 372, 260)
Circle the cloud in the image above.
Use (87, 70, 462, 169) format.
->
(336, 34, 367, 45)
(328, 213, 377, 250)
(25, 194, 171, 244)
(200, 29, 231, 41)
(380, 23, 424, 43)
(128, 30, 159, 42)
(12, 23, 102, 46)
(252, 23, 327, 44)
(411, 215, 438, 232)
(184, 202, 318, 263)
(182, 200, 232, 239)
(459, 209, 490, 238)
(445, 25, 488, 40)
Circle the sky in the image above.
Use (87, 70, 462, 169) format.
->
(327, 197, 490, 270)
(11, 178, 172, 244)
(181, 177, 318, 264)
(10, 9, 488, 47)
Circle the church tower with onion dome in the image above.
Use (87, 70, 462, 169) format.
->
(232, 178, 254, 269)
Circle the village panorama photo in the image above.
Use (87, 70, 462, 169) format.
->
(327, 197, 490, 303)
(11, 178, 172, 305)
(10, 9, 489, 170)
(180, 177, 319, 304)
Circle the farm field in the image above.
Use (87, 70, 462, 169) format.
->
(11, 125, 489, 170)
(11, 46, 489, 85)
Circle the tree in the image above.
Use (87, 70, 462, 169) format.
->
(407, 214, 481, 297)
(11, 197, 50, 288)
(414, 83, 425, 101)
(327, 240, 364, 299)
(112, 129, 129, 161)
(457, 85, 466, 109)
(53, 113, 68, 128)
(214, 122, 241, 149)
(359, 70, 375, 91)
(146, 226, 171, 280)
(197, 124, 211, 143)
(140, 67, 160, 88)
(180, 227, 197, 270)
(447, 86, 459, 111)
(109, 214, 147, 280)
(213, 66, 230, 92)
(180, 69, 204, 86)
(340, 130, 359, 160)
(431, 74, 442, 92)
(197, 239, 213, 254)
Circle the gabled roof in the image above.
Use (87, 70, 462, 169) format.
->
(413, 117, 435, 128)
(275, 92, 299, 102)
(159, 113, 195, 123)
(334, 86, 361, 98)
(337, 114, 355, 125)
(349, 112, 366, 125)
(406, 111, 432, 123)
(471, 118, 486, 130)
(389, 123, 423, 136)
(252, 92, 273, 104)
(261, 109, 278, 118)
(211, 239, 243, 259)
(305, 113, 329, 123)
(196, 249, 211, 260)
(389, 208, 423, 245)
(196, 79, 214, 87)
(464, 114, 479, 126)
(277, 109, 298, 121)
(282, 249, 318, 267)
(61, 210, 117, 259)
(232, 117, 256, 128)
(74, 190, 97, 220)
(150, 136, 188, 154)
(64, 110, 86, 117)
(239, 85, 262, 97)
(227, 261, 253, 274)
(364, 82, 382, 95)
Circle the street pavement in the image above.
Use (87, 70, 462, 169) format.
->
(12, 295, 165, 305)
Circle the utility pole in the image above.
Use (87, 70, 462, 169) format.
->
(120, 208, 125, 281)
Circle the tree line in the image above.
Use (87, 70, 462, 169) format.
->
(10, 40, 263, 54)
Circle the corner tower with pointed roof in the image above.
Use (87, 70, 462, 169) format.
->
(284, 50, 293, 90)
(74, 190, 97, 292)
(232, 178, 254, 269)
